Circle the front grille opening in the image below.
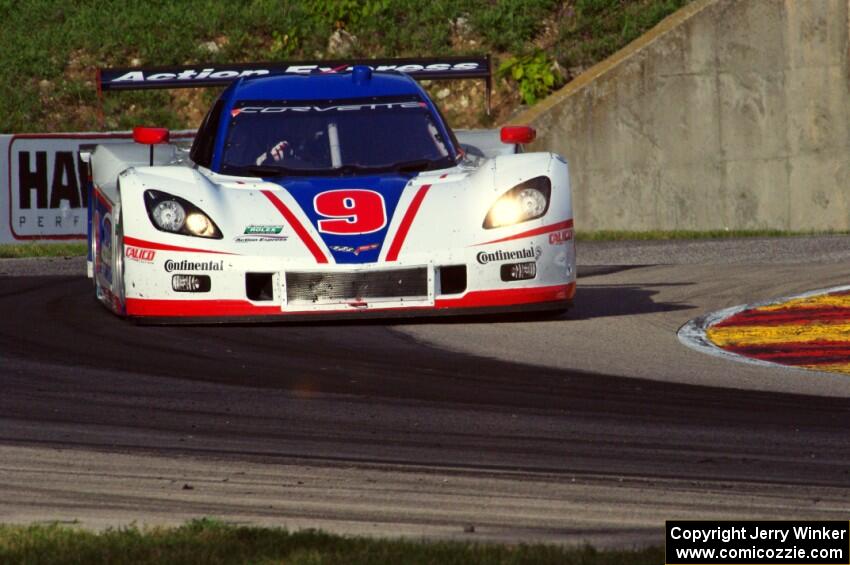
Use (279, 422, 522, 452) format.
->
(439, 265, 467, 295)
(246, 273, 274, 301)
(286, 267, 428, 305)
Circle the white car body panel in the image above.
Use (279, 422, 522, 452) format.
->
(87, 130, 576, 322)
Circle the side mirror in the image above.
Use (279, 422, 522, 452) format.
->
(133, 127, 170, 165)
(500, 125, 536, 145)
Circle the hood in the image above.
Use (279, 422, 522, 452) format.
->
(266, 173, 418, 264)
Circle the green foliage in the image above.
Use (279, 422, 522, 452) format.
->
(303, 0, 391, 29)
(0, 0, 694, 133)
(0, 520, 666, 564)
(466, 0, 560, 52)
(498, 51, 562, 105)
(343, 1, 459, 56)
(619, 0, 689, 43)
(269, 30, 298, 58)
(557, 0, 691, 69)
(575, 0, 620, 17)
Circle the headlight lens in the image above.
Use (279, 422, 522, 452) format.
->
(152, 200, 186, 232)
(488, 198, 523, 227)
(144, 190, 223, 239)
(516, 187, 548, 217)
(484, 176, 551, 229)
(185, 212, 215, 237)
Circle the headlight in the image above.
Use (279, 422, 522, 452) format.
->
(185, 212, 215, 237)
(152, 200, 186, 232)
(484, 176, 551, 229)
(144, 190, 223, 239)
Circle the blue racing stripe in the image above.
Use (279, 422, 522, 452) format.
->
(268, 173, 416, 264)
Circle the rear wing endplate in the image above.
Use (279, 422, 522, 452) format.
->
(98, 55, 492, 112)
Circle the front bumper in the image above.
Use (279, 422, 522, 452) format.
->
(125, 284, 575, 324)
(120, 227, 577, 323)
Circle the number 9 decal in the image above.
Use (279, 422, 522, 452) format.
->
(314, 189, 387, 235)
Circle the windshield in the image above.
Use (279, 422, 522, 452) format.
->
(219, 96, 455, 176)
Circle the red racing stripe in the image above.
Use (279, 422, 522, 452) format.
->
(476, 219, 574, 246)
(126, 298, 281, 317)
(321, 64, 349, 74)
(123, 236, 234, 255)
(261, 190, 329, 264)
(93, 187, 113, 211)
(435, 282, 575, 308)
(385, 184, 431, 261)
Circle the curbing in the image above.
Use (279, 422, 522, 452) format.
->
(678, 284, 850, 375)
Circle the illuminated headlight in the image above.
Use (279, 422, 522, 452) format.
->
(144, 190, 222, 239)
(488, 199, 523, 227)
(185, 212, 215, 237)
(484, 176, 551, 229)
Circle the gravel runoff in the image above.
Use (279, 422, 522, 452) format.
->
(1, 235, 848, 278)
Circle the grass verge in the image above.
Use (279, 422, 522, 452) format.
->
(0, 242, 86, 258)
(0, 519, 662, 565)
(576, 229, 850, 241)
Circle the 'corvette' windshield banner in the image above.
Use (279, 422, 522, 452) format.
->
(232, 101, 425, 115)
(99, 56, 490, 91)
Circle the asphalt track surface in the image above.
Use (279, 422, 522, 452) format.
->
(2, 237, 850, 547)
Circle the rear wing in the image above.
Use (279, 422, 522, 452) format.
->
(98, 55, 492, 112)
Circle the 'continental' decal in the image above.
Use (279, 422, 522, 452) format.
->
(679, 285, 850, 374)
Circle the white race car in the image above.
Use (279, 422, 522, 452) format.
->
(85, 57, 575, 322)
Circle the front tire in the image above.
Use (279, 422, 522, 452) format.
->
(113, 212, 126, 315)
(92, 205, 126, 316)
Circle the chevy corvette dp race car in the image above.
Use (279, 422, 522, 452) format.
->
(84, 57, 576, 323)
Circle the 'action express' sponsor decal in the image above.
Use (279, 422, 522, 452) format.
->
(164, 259, 224, 272)
(234, 235, 289, 243)
(477, 246, 541, 265)
(104, 61, 486, 87)
(125, 246, 156, 262)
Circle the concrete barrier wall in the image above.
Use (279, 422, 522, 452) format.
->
(514, 0, 850, 231)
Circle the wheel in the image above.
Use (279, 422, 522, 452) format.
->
(91, 210, 100, 292)
(91, 202, 125, 316)
(113, 211, 126, 314)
